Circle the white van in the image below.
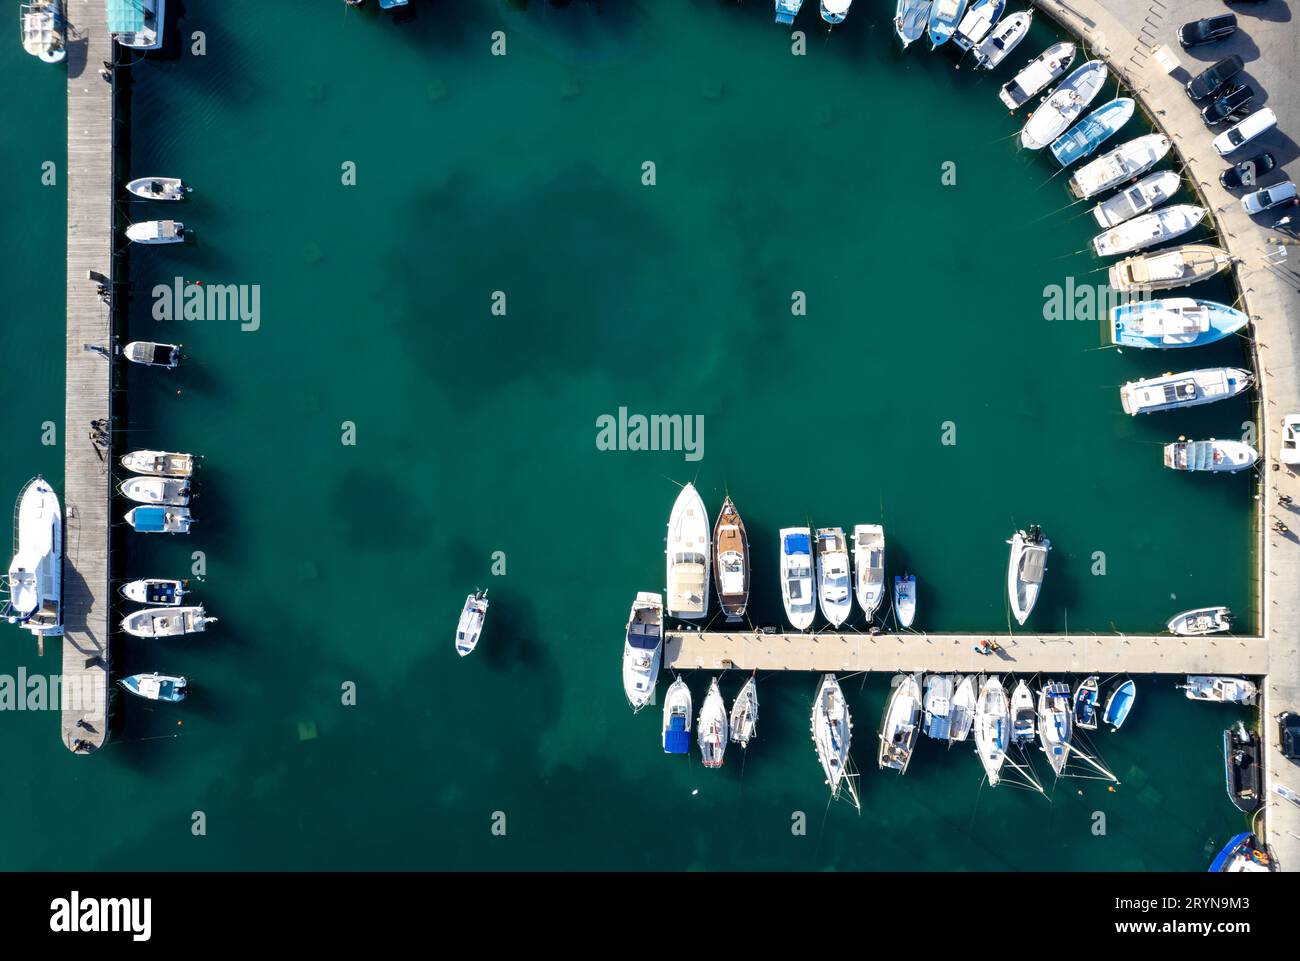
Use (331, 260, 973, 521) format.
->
(1213, 107, 1277, 156)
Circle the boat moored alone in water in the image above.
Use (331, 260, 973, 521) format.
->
(123, 341, 181, 369)
(1163, 438, 1258, 473)
(126, 176, 189, 201)
(1006, 526, 1049, 625)
(125, 505, 192, 534)
(894, 0, 932, 48)
(1020, 60, 1107, 149)
(1049, 97, 1134, 167)
(1103, 679, 1135, 731)
(779, 527, 816, 630)
(1120, 367, 1252, 415)
(927, 0, 968, 49)
(998, 40, 1074, 106)
(973, 8, 1030, 69)
(1068, 134, 1171, 200)
(730, 675, 759, 749)
(1092, 204, 1208, 257)
(815, 527, 852, 627)
(852, 524, 885, 620)
(120, 605, 215, 638)
(622, 592, 663, 712)
(1209, 833, 1274, 872)
(662, 677, 692, 755)
(455, 590, 488, 656)
(119, 673, 187, 702)
(1037, 680, 1073, 776)
(697, 678, 728, 769)
(878, 672, 922, 773)
(973, 675, 1010, 784)
(108, 0, 164, 50)
(665, 483, 710, 620)
(1182, 675, 1257, 705)
(775, 0, 804, 25)
(1109, 244, 1233, 293)
(120, 578, 187, 606)
(118, 476, 191, 507)
(811, 674, 859, 808)
(1092, 170, 1182, 228)
(1167, 605, 1231, 635)
(713, 497, 749, 621)
(1224, 721, 1261, 814)
(120, 449, 195, 478)
(126, 219, 185, 244)
(952, 0, 1004, 52)
(3, 477, 62, 645)
(20, 1, 65, 62)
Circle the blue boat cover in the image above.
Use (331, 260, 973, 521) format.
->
(106, 0, 146, 33)
(133, 507, 166, 532)
(664, 721, 690, 754)
(783, 532, 811, 554)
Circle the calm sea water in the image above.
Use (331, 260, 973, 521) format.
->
(0, 1, 1258, 870)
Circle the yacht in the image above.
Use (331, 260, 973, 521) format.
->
(852, 524, 885, 620)
(811, 674, 859, 808)
(665, 483, 710, 620)
(1092, 204, 1207, 257)
(126, 220, 185, 244)
(1074, 675, 1100, 730)
(455, 590, 488, 656)
(1050, 97, 1134, 167)
(952, 0, 1004, 52)
(622, 592, 663, 712)
(1167, 605, 1231, 636)
(1020, 60, 1107, 150)
(949, 674, 977, 743)
(126, 177, 189, 201)
(1010, 679, 1036, 746)
(820, 0, 851, 24)
(779, 527, 816, 630)
(108, 0, 164, 50)
(1006, 526, 1050, 625)
(118, 476, 191, 507)
(662, 677, 692, 755)
(1224, 721, 1262, 814)
(815, 527, 852, 627)
(1163, 438, 1258, 473)
(119, 673, 187, 702)
(1037, 680, 1073, 776)
(999, 41, 1077, 106)
(20, 1, 65, 62)
(894, 574, 916, 628)
(123, 341, 181, 368)
(973, 8, 1031, 69)
(923, 674, 954, 741)
(1068, 134, 1171, 200)
(698, 678, 728, 769)
(973, 676, 1010, 784)
(730, 675, 759, 749)
(120, 578, 187, 606)
(878, 672, 923, 773)
(120, 450, 195, 478)
(3, 477, 62, 643)
(125, 505, 192, 534)
(1110, 298, 1249, 349)
(1181, 675, 1256, 705)
(895, 0, 932, 47)
(775, 0, 804, 24)
(1092, 170, 1182, 227)
(713, 497, 749, 621)
(120, 605, 215, 638)
(1120, 367, 1252, 416)
(1109, 245, 1233, 293)
(928, 0, 968, 48)
(1103, 679, 1135, 731)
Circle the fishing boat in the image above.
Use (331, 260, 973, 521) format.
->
(878, 673, 923, 773)
(1020, 60, 1107, 150)
(1109, 244, 1233, 293)
(894, 574, 916, 628)
(123, 341, 180, 369)
(108, 0, 164, 50)
(3, 477, 62, 644)
(1119, 367, 1252, 416)
(1006, 525, 1050, 625)
(126, 220, 185, 244)
(1051, 97, 1134, 166)
(775, 0, 804, 24)
(1224, 721, 1262, 814)
(779, 527, 816, 630)
(120, 449, 195, 478)
(1010, 679, 1036, 746)
(1069, 134, 1173, 201)
(820, 0, 851, 24)
(730, 674, 759, 749)
(1181, 675, 1257, 705)
(1092, 171, 1182, 228)
(811, 674, 859, 807)
(120, 605, 215, 638)
(928, 0, 968, 49)
(665, 483, 710, 620)
(455, 590, 488, 656)
(895, 0, 933, 48)
(1000, 41, 1077, 108)
(698, 678, 728, 769)
(1167, 605, 1232, 636)
(815, 527, 852, 628)
(118, 476, 191, 507)
(949, 674, 977, 743)
(20, 1, 65, 62)
(1074, 675, 1100, 730)
(973, 8, 1031, 69)
(973, 676, 1010, 784)
(952, 0, 1004, 52)
(622, 591, 663, 712)
(1209, 833, 1273, 872)
(1103, 679, 1135, 731)
(119, 673, 187, 702)
(1111, 298, 1248, 350)
(1037, 680, 1073, 776)
(713, 497, 749, 621)
(1091, 204, 1207, 257)
(923, 674, 954, 741)
(120, 578, 187, 606)
(124, 505, 192, 534)
(126, 177, 189, 201)
(852, 524, 885, 619)
(1163, 438, 1258, 473)
(662, 677, 692, 755)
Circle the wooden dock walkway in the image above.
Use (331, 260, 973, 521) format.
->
(666, 631, 1268, 676)
(60, 0, 115, 753)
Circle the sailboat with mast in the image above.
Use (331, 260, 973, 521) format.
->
(811, 674, 860, 809)
(730, 674, 759, 749)
(1038, 680, 1073, 776)
(973, 676, 1010, 784)
(879, 673, 923, 773)
(698, 678, 728, 769)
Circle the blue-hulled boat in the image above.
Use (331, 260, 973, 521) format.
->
(821, 0, 851, 24)
(775, 0, 804, 24)
(928, 0, 968, 49)
(1102, 679, 1135, 730)
(1209, 832, 1273, 872)
(1050, 98, 1135, 166)
(119, 672, 187, 703)
(895, 0, 932, 47)
(1110, 298, 1249, 349)
(378, 0, 408, 8)
(952, 0, 1004, 52)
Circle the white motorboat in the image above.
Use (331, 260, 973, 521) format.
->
(120, 449, 195, 478)
(118, 476, 191, 507)
(952, 0, 1004, 52)
(894, 574, 916, 628)
(878, 672, 923, 773)
(20, 1, 65, 62)
(109, 0, 164, 50)
(455, 590, 488, 656)
(730, 674, 759, 749)
(1109, 244, 1233, 293)
(1020, 60, 1107, 150)
(1010, 678, 1036, 746)
(119, 578, 187, 606)
(124, 505, 192, 534)
(1068, 134, 1171, 201)
(1163, 438, 1259, 473)
(126, 220, 185, 244)
(119, 673, 186, 702)
(852, 524, 885, 619)
(923, 674, 954, 741)
(1120, 367, 1253, 416)
(1182, 676, 1257, 705)
(949, 674, 977, 743)
(1167, 606, 1231, 636)
(123, 341, 181, 368)
(815, 527, 852, 627)
(779, 527, 816, 630)
(662, 677, 692, 755)
(698, 677, 728, 769)
(820, 0, 851, 24)
(3, 477, 62, 643)
(1092, 204, 1207, 257)
(999, 41, 1077, 107)
(126, 176, 189, 201)
(973, 676, 1010, 784)
(1037, 680, 1073, 776)
(1092, 170, 1182, 227)
(120, 605, 214, 638)
(665, 484, 710, 620)
(974, 9, 1033, 70)
(811, 674, 859, 808)
(894, 0, 932, 48)
(622, 591, 663, 712)
(1006, 526, 1050, 626)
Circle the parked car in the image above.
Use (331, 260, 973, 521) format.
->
(1202, 84, 1255, 125)
(1179, 14, 1238, 48)
(1282, 712, 1300, 762)
(1186, 55, 1244, 100)
(1242, 180, 1297, 214)
(1220, 152, 1276, 189)
(1213, 107, 1277, 155)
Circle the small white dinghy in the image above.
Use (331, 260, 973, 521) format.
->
(120, 578, 187, 606)
(894, 574, 917, 628)
(120, 450, 196, 478)
(729, 674, 759, 749)
(126, 177, 190, 201)
(124, 505, 192, 534)
(1068, 134, 1172, 200)
(622, 591, 663, 712)
(949, 674, 977, 743)
(974, 10, 1033, 71)
(878, 672, 922, 773)
(1120, 367, 1253, 416)
(697, 677, 728, 769)
(815, 527, 852, 627)
(126, 220, 186, 244)
(973, 675, 1010, 784)
(120, 605, 215, 638)
(118, 476, 191, 507)
(1020, 60, 1107, 149)
(662, 677, 692, 755)
(1092, 170, 1182, 228)
(1006, 526, 1050, 626)
(1181, 676, 1257, 705)
(1092, 204, 1207, 257)
(852, 524, 886, 620)
(123, 341, 181, 368)
(1163, 438, 1259, 473)
(811, 674, 859, 808)
(455, 590, 488, 656)
(1168, 606, 1231, 636)
(119, 673, 187, 702)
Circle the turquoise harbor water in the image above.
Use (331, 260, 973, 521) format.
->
(0, 1, 1261, 869)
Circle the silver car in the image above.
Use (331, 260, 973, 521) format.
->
(1241, 180, 1297, 214)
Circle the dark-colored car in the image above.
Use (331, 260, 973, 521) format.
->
(1281, 712, 1300, 762)
(1220, 152, 1276, 188)
(1202, 84, 1256, 125)
(1186, 55, 1244, 100)
(1178, 14, 1238, 48)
